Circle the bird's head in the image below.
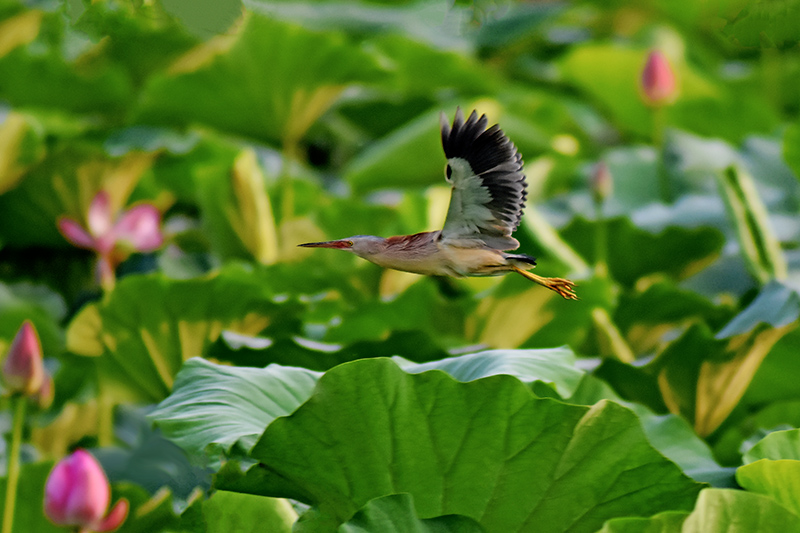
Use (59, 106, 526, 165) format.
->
(298, 235, 384, 259)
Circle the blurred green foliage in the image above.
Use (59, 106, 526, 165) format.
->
(0, 0, 799, 530)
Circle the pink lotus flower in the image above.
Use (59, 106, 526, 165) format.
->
(44, 450, 129, 533)
(641, 50, 677, 106)
(57, 191, 163, 288)
(2, 321, 44, 396)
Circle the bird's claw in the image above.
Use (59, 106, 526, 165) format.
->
(544, 277, 578, 300)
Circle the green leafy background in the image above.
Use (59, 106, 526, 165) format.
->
(0, 0, 799, 530)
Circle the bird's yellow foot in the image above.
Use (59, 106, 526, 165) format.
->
(512, 267, 579, 300)
(541, 277, 578, 300)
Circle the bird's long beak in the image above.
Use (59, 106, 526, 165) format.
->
(298, 240, 353, 249)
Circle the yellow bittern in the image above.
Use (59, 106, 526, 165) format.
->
(299, 108, 578, 300)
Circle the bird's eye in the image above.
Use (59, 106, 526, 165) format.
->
(445, 164, 452, 180)
(347, 241, 354, 247)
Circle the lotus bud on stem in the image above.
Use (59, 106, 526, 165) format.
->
(2, 320, 44, 396)
(1, 321, 47, 533)
(44, 449, 129, 533)
(641, 50, 677, 107)
(640, 50, 679, 203)
(591, 162, 612, 277)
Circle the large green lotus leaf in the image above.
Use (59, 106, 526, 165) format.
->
(716, 281, 800, 338)
(659, 129, 737, 195)
(722, 1, 800, 49)
(640, 414, 719, 475)
(659, 129, 799, 208)
(338, 493, 485, 533)
(147, 131, 242, 205)
(209, 330, 449, 371)
(229, 358, 701, 531)
(242, 0, 467, 50)
(104, 126, 201, 158)
(0, 7, 40, 52)
(196, 148, 279, 264)
(470, 275, 614, 351)
(614, 282, 732, 355)
(137, 14, 384, 145)
(744, 428, 800, 464)
(152, 348, 584, 461)
(569, 374, 728, 486)
(712, 398, 800, 466)
(736, 460, 800, 518)
(597, 511, 688, 533)
(601, 146, 661, 209)
(323, 279, 472, 345)
(716, 165, 787, 283)
(70, 0, 198, 80)
(149, 358, 321, 458)
(396, 347, 584, 399)
(367, 33, 496, 97)
(652, 319, 794, 437)
(599, 488, 800, 532)
(739, 327, 800, 408)
(0, 281, 65, 355)
(738, 134, 800, 200)
(112, 482, 183, 533)
(114, 483, 289, 533)
(594, 359, 668, 414)
(201, 491, 296, 533)
(0, 111, 45, 194)
(474, 2, 561, 48)
(522, 277, 616, 351)
(0, 10, 132, 114)
(639, 414, 731, 487)
(91, 404, 208, 499)
(160, 0, 243, 39)
(646, 324, 713, 429)
(684, 488, 800, 532)
(786, 123, 800, 180)
(67, 266, 301, 403)
(248, 256, 378, 310)
(497, 90, 577, 158)
(560, 216, 725, 288)
(0, 461, 61, 533)
(343, 107, 447, 194)
(666, 90, 778, 144)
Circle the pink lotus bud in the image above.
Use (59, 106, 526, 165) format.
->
(44, 450, 129, 533)
(3, 321, 44, 396)
(591, 162, 613, 203)
(641, 50, 677, 106)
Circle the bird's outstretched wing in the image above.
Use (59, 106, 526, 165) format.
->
(439, 107, 527, 250)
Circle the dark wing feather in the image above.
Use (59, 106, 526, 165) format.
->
(439, 107, 527, 250)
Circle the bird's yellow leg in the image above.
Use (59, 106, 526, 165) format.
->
(512, 266, 578, 300)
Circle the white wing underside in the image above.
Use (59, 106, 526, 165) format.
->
(441, 157, 519, 250)
(438, 109, 527, 251)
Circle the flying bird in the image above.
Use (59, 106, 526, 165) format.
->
(299, 108, 578, 300)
